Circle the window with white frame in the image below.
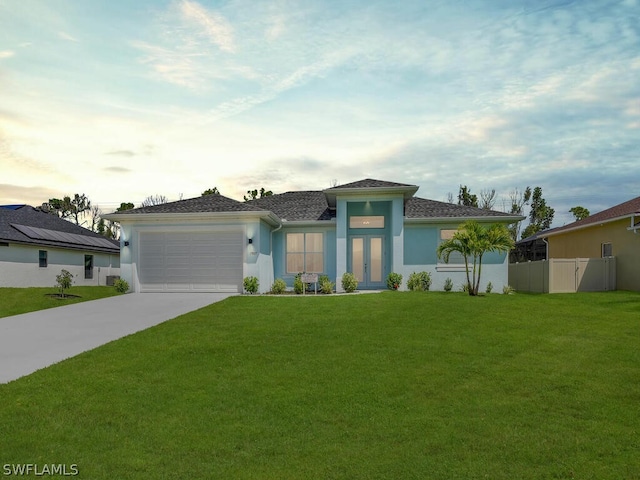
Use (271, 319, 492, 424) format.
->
(439, 229, 465, 264)
(286, 233, 323, 273)
(601, 242, 613, 257)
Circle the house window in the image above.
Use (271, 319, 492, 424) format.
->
(602, 243, 613, 257)
(439, 229, 465, 264)
(84, 255, 94, 279)
(286, 233, 323, 273)
(350, 216, 385, 229)
(39, 250, 48, 268)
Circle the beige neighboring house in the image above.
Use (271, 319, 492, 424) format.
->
(516, 196, 640, 292)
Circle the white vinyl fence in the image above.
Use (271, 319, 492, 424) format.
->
(508, 258, 616, 293)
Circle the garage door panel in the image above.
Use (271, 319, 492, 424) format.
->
(139, 231, 243, 292)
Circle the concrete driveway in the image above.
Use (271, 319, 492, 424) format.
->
(0, 293, 234, 384)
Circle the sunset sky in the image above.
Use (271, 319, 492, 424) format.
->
(1, 0, 639, 228)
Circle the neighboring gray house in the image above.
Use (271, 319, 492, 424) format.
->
(0, 205, 120, 287)
(105, 179, 522, 293)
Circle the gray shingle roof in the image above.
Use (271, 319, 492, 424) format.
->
(0, 205, 119, 253)
(326, 178, 417, 190)
(114, 194, 266, 215)
(247, 191, 335, 221)
(102, 179, 518, 224)
(405, 197, 516, 219)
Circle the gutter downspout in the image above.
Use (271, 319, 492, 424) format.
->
(542, 237, 549, 259)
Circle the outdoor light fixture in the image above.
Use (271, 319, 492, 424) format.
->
(124, 241, 130, 246)
(248, 238, 253, 244)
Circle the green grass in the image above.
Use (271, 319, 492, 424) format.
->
(0, 286, 122, 319)
(1, 291, 639, 479)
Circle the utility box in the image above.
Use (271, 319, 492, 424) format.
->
(106, 275, 120, 286)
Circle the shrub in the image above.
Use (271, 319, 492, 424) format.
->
(113, 278, 129, 294)
(320, 277, 335, 294)
(243, 276, 259, 294)
(486, 281, 493, 294)
(293, 274, 304, 294)
(386, 272, 403, 290)
(271, 278, 286, 294)
(341, 272, 358, 293)
(503, 284, 515, 295)
(443, 277, 453, 292)
(407, 271, 432, 291)
(55, 269, 74, 298)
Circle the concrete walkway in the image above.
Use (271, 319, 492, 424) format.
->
(0, 293, 234, 384)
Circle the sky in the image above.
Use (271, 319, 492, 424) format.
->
(1, 0, 639, 229)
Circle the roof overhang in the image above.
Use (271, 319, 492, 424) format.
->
(404, 215, 524, 225)
(279, 219, 336, 227)
(103, 210, 282, 227)
(323, 185, 419, 208)
(539, 213, 637, 239)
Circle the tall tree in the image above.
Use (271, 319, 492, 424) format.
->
(479, 189, 497, 210)
(47, 194, 92, 225)
(141, 195, 168, 207)
(437, 221, 514, 296)
(202, 187, 220, 196)
(457, 185, 478, 208)
(521, 187, 554, 239)
(504, 186, 531, 242)
(569, 206, 590, 221)
(244, 187, 273, 201)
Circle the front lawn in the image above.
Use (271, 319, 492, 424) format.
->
(0, 286, 122, 319)
(1, 291, 639, 479)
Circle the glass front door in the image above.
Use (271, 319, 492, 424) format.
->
(350, 236, 384, 288)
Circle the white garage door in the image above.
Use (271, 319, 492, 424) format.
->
(138, 231, 243, 292)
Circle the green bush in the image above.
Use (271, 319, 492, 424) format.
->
(386, 272, 403, 290)
(341, 272, 358, 293)
(443, 277, 453, 292)
(503, 284, 515, 295)
(486, 281, 493, 294)
(293, 274, 304, 294)
(243, 276, 259, 294)
(271, 278, 287, 294)
(55, 269, 74, 298)
(113, 278, 129, 294)
(407, 271, 432, 291)
(319, 277, 335, 294)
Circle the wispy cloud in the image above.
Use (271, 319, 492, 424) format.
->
(58, 31, 78, 42)
(105, 150, 136, 157)
(179, 0, 236, 53)
(0, 50, 14, 59)
(134, 0, 245, 90)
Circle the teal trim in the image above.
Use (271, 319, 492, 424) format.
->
(346, 201, 392, 289)
(404, 226, 438, 265)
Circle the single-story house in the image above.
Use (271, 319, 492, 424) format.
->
(0, 205, 120, 287)
(514, 195, 640, 291)
(104, 179, 522, 293)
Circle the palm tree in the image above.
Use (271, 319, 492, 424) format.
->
(437, 221, 514, 296)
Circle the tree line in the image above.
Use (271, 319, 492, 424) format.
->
(449, 185, 589, 241)
(40, 187, 274, 239)
(42, 184, 588, 242)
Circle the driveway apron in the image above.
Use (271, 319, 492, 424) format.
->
(0, 293, 233, 384)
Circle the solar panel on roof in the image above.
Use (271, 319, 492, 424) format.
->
(10, 224, 117, 250)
